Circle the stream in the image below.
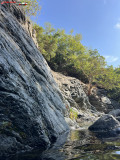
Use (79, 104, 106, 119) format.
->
(6, 129, 120, 160)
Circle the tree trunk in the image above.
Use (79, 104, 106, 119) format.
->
(88, 83, 93, 96)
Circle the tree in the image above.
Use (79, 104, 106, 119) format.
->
(74, 50, 120, 96)
(102, 66, 120, 102)
(99, 65, 120, 91)
(74, 49, 106, 95)
(33, 23, 58, 62)
(34, 23, 120, 97)
(54, 29, 85, 70)
(21, 0, 41, 16)
(97, 66, 119, 88)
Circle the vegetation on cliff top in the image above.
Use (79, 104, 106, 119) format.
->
(21, 1, 120, 100)
(33, 23, 120, 97)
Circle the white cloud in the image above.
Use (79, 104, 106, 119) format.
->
(114, 18, 120, 29)
(104, 56, 119, 62)
(115, 22, 120, 29)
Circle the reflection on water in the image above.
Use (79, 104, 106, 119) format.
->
(115, 151, 120, 154)
(5, 129, 120, 160)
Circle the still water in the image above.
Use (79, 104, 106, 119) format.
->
(7, 129, 120, 160)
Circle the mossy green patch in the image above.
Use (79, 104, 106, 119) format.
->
(69, 108, 78, 120)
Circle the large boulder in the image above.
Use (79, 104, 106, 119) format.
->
(0, 1, 69, 156)
(109, 109, 120, 117)
(89, 115, 120, 133)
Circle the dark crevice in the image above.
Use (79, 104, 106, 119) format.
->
(0, 86, 18, 95)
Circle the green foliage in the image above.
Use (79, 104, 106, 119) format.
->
(33, 23, 57, 62)
(107, 88, 120, 103)
(33, 22, 120, 97)
(33, 23, 85, 70)
(74, 49, 106, 79)
(21, 0, 41, 16)
(106, 66, 120, 102)
(69, 108, 78, 120)
(74, 49, 107, 95)
(97, 65, 120, 89)
(54, 29, 85, 69)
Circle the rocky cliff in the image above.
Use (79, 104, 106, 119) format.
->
(51, 71, 102, 128)
(52, 71, 120, 129)
(0, 1, 69, 156)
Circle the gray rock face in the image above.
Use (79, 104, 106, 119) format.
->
(0, 2, 69, 156)
(51, 71, 102, 126)
(89, 88, 120, 113)
(89, 114, 120, 133)
(109, 109, 120, 117)
(51, 71, 102, 125)
(51, 71, 92, 110)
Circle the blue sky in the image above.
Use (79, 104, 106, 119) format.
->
(31, 0, 120, 67)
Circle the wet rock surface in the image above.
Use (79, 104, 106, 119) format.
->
(6, 129, 120, 160)
(0, 1, 69, 156)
